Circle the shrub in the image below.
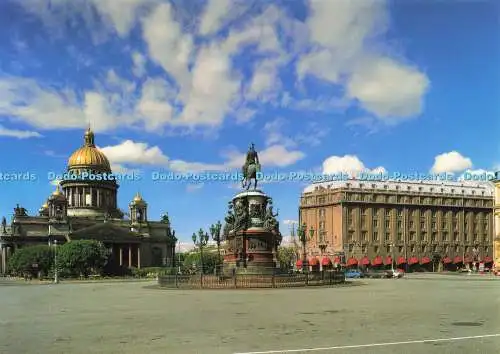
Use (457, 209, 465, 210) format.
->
(57, 240, 109, 278)
(7, 245, 53, 277)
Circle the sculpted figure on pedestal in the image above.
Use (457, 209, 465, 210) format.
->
(263, 205, 279, 232)
(233, 199, 248, 232)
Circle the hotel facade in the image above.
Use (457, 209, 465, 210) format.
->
(298, 179, 495, 270)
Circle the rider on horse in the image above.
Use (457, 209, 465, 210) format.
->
(241, 143, 260, 189)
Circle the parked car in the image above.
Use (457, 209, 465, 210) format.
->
(345, 269, 364, 278)
(386, 269, 405, 278)
(364, 270, 390, 278)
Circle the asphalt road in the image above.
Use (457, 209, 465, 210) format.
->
(1, 276, 499, 354)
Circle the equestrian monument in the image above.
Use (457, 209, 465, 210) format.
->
(222, 144, 282, 275)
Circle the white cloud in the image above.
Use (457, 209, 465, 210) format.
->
(142, 3, 193, 89)
(131, 52, 147, 77)
(347, 56, 430, 120)
(0, 125, 42, 139)
(455, 169, 496, 186)
(198, 0, 232, 36)
(296, 0, 429, 122)
(430, 151, 473, 173)
(99, 140, 169, 166)
(136, 78, 175, 131)
(282, 220, 298, 225)
(322, 155, 385, 176)
(90, 0, 153, 37)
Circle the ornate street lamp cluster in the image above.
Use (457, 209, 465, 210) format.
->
(210, 221, 222, 275)
(297, 223, 315, 272)
(192, 228, 209, 275)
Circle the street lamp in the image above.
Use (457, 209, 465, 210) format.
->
(210, 221, 222, 275)
(298, 223, 315, 272)
(53, 239, 59, 284)
(192, 228, 209, 276)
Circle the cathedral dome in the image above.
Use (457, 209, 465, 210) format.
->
(67, 128, 111, 172)
(130, 192, 147, 206)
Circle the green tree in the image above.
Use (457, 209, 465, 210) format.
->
(7, 245, 53, 277)
(277, 246, 297, 270)
(58, 240, 109, 277)
(183, 249, 219, 274)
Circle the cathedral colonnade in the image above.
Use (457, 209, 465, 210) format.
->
(111, 243, 142, 268)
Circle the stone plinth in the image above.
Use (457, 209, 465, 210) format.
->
(222, 189, 281, 275)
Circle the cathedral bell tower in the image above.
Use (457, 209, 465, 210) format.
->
(47, 186, 68, 220)
(129, 193, 147, 230)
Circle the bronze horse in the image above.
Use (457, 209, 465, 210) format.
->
(242, 163, 258, 190)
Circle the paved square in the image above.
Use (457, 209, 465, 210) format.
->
(1, 277, 499, 354)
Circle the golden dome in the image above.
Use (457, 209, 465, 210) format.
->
(49, 186, 66, 201)
(42, 202, 48, 209)
(131, 192, 146, 205)
(67, 128, 111, 172)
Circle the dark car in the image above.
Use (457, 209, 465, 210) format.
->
(364, 269, 391, 278)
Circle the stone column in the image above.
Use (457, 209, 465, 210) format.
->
(137, 245, 141, 268)
(119, 246, 123, 266)
(128, 245, 132, 268)
(1, 245, 6, 274)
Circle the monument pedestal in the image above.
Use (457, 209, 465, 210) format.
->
(222, 190, 281, 275)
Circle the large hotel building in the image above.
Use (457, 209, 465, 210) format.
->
(298, 179, 495, 270)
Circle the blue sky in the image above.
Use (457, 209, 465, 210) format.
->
(0, 0, 498, 241)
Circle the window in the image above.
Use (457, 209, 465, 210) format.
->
(385, 232, 390, 241)
(385, 209, 391, 217)
(397, 221, 402, 229)
(421, 221, 425, 229)
(318, 196, 325, 203)
(410, 231, 416, 241)
(373, 208, 379, 217)
(373, 231, 379, 241)
(361, 207, 367, 216)
(362, 231, 367, 241)
(397, 210, 403, 217)
(385, 220, 390, 228)
(397, 232, 403, 241)
(374, 245, 379, 253)
(454, 232, 459, 242)
(409, 221, 414, 228)
(442, 232, 447, 241)
(373, 219, 378, 227)
(422, 232, 427, 242)
(432, 232, 437, 241)
(348, 231, 354, 242)
(432, 222, 436, 229)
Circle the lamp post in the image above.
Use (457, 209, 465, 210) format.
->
(297, 223, 308, 273)
(210, 221, 222, 275)
(54, 239, 59, 284)
(389, 242, 395, 272)
(192, 228, 209, 276)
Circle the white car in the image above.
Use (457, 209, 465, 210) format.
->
(387, 269, 404, 278)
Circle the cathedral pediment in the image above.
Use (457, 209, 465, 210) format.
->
(69, 222, 142, 243)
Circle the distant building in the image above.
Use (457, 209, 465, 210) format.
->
(299, 179, 494, 270)
(493, 173, 500, 270)
(0, 128, 177, 274)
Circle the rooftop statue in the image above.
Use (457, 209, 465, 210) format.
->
(241, 143, 260, 190)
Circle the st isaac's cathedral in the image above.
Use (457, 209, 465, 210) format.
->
(0, 128, 177, 274)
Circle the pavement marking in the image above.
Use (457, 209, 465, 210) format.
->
(233, 333, 500, 354)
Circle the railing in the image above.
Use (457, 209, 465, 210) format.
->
(158, 269, 346, 289)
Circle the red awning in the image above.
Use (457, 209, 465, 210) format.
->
(483, 256, 493, 263)
(296, 259, 303, 267)
(384, 256, 393, 265)
(453, 256, 463, 264)
(408, 257, 419, 265)
(442, 257, 452, 264)
(372, 256, 383, 266)
(420, 256, 431, 264)
(464, 256, 473, 263)
(347, 257, 358, 266)
(333, 256, 341, 264)
(360, 256, 370, 266)
(309, 257, 318, 266)
(397, 257, 407, 265)
(321, 257, 331, 266)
